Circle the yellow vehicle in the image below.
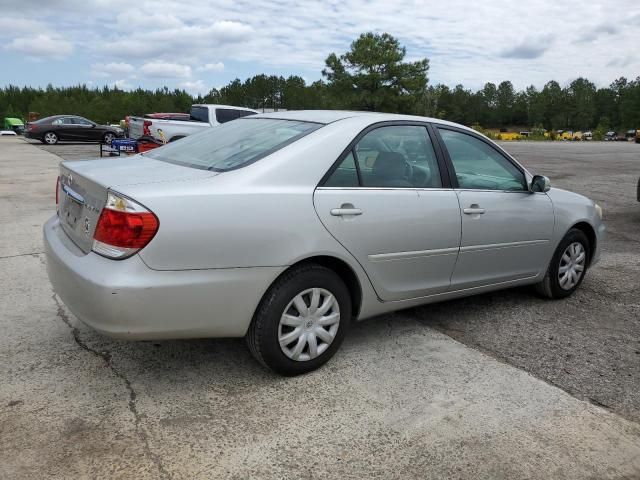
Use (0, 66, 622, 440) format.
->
(559, 131, 573, 140)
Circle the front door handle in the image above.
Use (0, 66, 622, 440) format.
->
(330, 207, 363, 216)
(463, 205, 485, 215)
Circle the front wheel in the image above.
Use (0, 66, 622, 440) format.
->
(43, 132, 58, 145)
(246, 264, 351, 376)
(535, 228, 590, 299)
(102, 132, 115, 144)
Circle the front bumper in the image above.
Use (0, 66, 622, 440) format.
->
(592, 222, 606, 266)
(44, 216, 284, 339)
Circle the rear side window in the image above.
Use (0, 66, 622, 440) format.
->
(216, 108, 241, 123)
(190, 106, 209, 123)
(145, 118, 321, 171)
(53, 117, 75, 125)
(238, 110, 256, 118)
(323, 152, 359, 187)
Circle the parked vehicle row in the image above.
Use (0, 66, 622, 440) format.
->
(45, 110, 605, 375)
(24, 115, 124, 145)
(128, 104, 258, 143)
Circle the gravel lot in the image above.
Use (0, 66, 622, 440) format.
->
(2, 137, 639, 479)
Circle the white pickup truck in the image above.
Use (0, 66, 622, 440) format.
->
(128, 104, 258, 142)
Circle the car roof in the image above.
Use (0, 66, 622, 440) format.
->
(192, 104, 258, 112)
(35, 115, 77, 122)
(251, 109, 474, 130)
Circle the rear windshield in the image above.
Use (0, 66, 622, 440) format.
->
(144, 118, 321, 171)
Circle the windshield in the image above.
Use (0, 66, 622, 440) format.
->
(145, 118, 321, 171)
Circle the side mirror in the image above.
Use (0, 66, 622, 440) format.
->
(530, 175, 551, 193)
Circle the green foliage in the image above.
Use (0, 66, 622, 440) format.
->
(529, 125, 547, 140)
(593, 122, 610, 141)
(322, 32, 429, 113)
(1, 32, 640, 134)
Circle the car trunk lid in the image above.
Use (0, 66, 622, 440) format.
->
(57, 155, 217, 254)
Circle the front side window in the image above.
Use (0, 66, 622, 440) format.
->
(323, 125, 442, 188)
(72, 117, 93, 125)
(438, 129, 526, 191)
(145, 118, 320, 171)
(238, 110, 256, 118)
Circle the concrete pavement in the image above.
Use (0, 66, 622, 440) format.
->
(1, 137, 639, 479)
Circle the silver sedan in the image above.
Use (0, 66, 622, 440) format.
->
(45, 111, 606, 375)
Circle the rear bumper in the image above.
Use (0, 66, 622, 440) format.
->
(24, 131, 41, 140)
(44, 216, 284, 339)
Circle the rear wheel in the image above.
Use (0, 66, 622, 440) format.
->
(247, 264, 351, 376)
(535, 228, 590, 299)
(43, 132, 58, 145)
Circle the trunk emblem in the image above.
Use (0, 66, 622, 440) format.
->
(83, 217, 91, 235)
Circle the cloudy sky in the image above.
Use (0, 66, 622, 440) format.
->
(1, 0, 639, 94)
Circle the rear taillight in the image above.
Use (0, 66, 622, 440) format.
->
(92, 192, 159, 259)
(55, 176, 60, 208)
(143, 120, 152, 136)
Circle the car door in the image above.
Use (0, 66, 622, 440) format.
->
(54, 117, 76, 140)
(72, 117, 99, 140)
(435, 127, 554, 290)
(314, 123, 461, 301)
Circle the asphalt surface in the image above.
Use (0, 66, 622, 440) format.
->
(1, 137, 640, 479)
(427, 141, 640, 423)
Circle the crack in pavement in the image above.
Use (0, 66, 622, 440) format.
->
(0, 251, 44, 260)
(51, 294, 171, 479)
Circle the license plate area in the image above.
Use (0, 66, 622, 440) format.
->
(63, 195, 83, 228)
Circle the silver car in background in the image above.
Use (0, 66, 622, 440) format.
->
(45, 111, 605, 375)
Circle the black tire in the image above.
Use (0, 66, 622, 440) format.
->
(535, 228, 590, 299)
(246, 264, 351, 376)
(43, 132, 58, 145)
(102, 132, 116, 144)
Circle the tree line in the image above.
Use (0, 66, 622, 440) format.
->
(1, 32, 639, 131)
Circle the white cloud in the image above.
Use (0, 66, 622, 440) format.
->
(140, 62, 192, 78)
(178, 79, 207, 94)
(0, 17, 46, 35)
(3, 0, 640, 90)
(101, 20, 253, 60)
(197, 62, 225, 72)
(6, 34, 73, 58)
(91, 62, 135, 77)
(112, 79, 133, 90)
(115, 11, 183, 30)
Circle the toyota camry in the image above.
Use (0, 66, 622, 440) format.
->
(44, 111, 605, 375)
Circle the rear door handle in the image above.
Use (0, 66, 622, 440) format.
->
(330, 208, 363, 216)
(463, 206, 485, 215)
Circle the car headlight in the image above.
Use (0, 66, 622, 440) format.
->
(594, 203, 603, 219)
